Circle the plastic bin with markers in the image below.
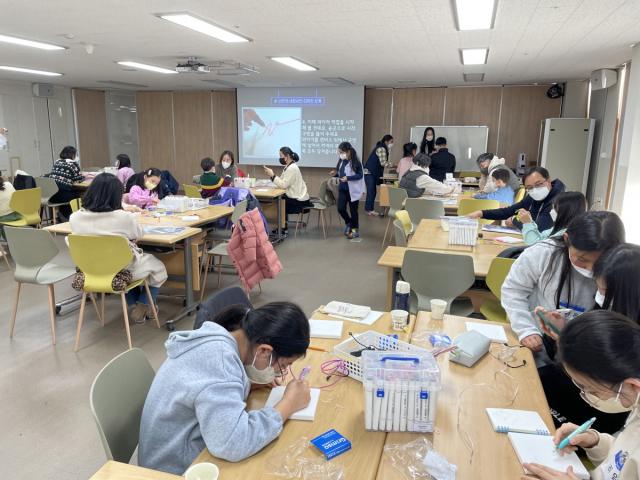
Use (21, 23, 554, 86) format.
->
(362, 350, 440, 433)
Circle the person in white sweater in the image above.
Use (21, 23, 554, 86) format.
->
(69, 173, 167, 323)
(0, 179, 21, 241)
(522, 311, 640, 480)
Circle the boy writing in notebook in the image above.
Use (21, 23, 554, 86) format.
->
(200, 157, 230, 198)
(471, 168, 515, 205)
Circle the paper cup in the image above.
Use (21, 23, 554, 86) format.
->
(430, 299, 447, 320)
(390, 309, 409, 331)
(184, 462, 220, 480)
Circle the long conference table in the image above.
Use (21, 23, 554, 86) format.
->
(89, 311, 552, 480)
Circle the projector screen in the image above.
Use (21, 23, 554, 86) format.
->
(236, 86, 365, 168)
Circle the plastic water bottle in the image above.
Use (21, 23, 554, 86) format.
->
(395, 281, 411, 324)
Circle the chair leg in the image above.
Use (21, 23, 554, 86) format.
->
(52, 207, 57, 236)
(382, 217, 392, 246)
(143, 280, 161, 329)
(305, 211, 311, 233)
(88, 292, 102, 325)
(101, 293, 105, 326)
(200, 253, 213, 302)
(294, 213, 302, 239)
(0, 242, 10, 270)
(10, 282, 21, 338)
(321, 211, 326, 239)
(258, 282, 262, 293)
(120, 292, 133, 350)
(217, 256, 222, 289)
(74, 292, 87, 352)
(47, 284, 56, 345)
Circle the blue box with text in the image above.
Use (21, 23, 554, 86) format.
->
(310, 429, 351, 460)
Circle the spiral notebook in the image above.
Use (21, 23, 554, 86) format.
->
(486, 408, 550, 435)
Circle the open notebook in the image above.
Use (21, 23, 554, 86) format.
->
(508, 432, 590, 480)
(486, 408, 550, 435)
(265, 386, 321, 421)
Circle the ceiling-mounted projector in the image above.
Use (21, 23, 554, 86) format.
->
(176, 57, 210, 73)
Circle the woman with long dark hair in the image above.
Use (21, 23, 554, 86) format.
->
(397, 142, 417, 181)
(331, 141, 364, 239)
(522, 191, 587, 246)
(363, 134, 393, 216)
(419, 127, 435, 155)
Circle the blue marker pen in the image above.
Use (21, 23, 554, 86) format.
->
(556, 417, 596, 451)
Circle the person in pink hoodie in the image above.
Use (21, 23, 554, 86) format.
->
(128, 167, 161, 209)
(116, 154, 135, 186)
(397, 142, 417, 181)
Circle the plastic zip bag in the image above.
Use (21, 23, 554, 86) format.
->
(383, 436, 457, 480)
(265, 438, 344, 480)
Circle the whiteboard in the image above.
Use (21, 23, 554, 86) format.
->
(410, 126, 489, 172)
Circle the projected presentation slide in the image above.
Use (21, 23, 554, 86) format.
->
(237, 86, 365, 168)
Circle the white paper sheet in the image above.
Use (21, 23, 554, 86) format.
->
(465, 322, 508, 343)
(265, 386, 321, 421)
(327, 310, 384, 326)
(309, 320, 343, 339)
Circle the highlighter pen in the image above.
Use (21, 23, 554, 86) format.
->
(386, 378, 396, 431)
(428, 373, 438, 423)
(407, 380, 416, 432)
(400, 380, 409, 432)
(393, 379, 402, 432)
(298, 366, 311, 382)
(414, 379, 422, 430)
(365, 376, 373, 430)
(420, 380, 429, 422)
(372, 377, 383, 431)
(379, 378, 390, 430)
(556, 417, 596, 451)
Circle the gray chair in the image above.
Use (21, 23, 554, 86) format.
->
(5, 226, 77, 344)
(405, 198, 445, 233)
(90, 348, 155, 463)
(201, 200, 247, 270)
(34, 177, 60, 225)
(401, 249, 475, 317)
(194, 286, 253, 330)
(321, 179, 342, 234)
(295, 180, 328, 239)
(393, 220, 407, 247)
(383, 187, 408, 246)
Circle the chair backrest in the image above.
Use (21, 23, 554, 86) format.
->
(401, 250, 475, 315)
(231, 200, 248, 224)
(90, 348, 155, 463)
(387, 187, 408, 219)
(70, 198, 82, 213)
(457, 199, 500, 225)
(393, 220, 407, 247)
(34, 177, 59, 204)
(459, 171, 481, 178)
(405, 198, 445, 232)
(4, 226, 59, 283)
(394, 210, 412, 236)
(68, 235, 134, 293)
(317, 180, 329, 206)
(9, 187, 42, 224)
(184, 185, 201, 199)
(514, 187, 526, 203)
(485, 257, 516, 300)
(194, 286, 253, 329)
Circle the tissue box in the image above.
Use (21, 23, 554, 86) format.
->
(310, 430, 351, 460)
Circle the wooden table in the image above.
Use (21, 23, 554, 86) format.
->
(191, 308, 417, 480)
(73, 179, 93, 190)
(89, 461, 182, 480)
(406, 194, 509, 214)
(409, 219, 518, 253)
(377, 313, 554, 480)
(249, 186, 287, 243)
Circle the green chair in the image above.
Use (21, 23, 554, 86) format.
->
(457, 199, 499, 225)
(405, 198, 445, 233)
(70, 198, 82, 213)
(5, 226, 76, 344)
(393, 220, 407, 247)
(514, 186, 526, 203)
(0, 187, 42, 228)
(295, 180, 329, 239)
(184, 185, 202, 199)
(401, 250, 475, 317)
(459, 171, 481, 179)
(90, 348, 155, 463)
(395, 210, 412, 237)
(68, 235, 161, 351)
(480, 258, 515, 323)
(383, 187, 408, 246)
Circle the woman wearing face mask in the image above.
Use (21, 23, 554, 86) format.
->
(419, 127, 436, 155)
(128, 167, 162, 209)
(521, 192, 587, 246)
(501, 211, 625, 362)
(138, 302, 311, 475)
(537, 243, 640, 435)
(330, 141, 364, 239)
(521, 311, 640, 480)
(115, 154, 135, 186)
(263, 147, 312, 237)
(397, 142, 417, 181)
(215, 150, 238, 181)
(49, 146, 85, 222)
(363, 134, 394, 216)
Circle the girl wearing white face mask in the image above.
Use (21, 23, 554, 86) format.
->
(522, 192, 587, 246)
(522, 312, 640, 480)
(214, 150, 238, 180)
(128, 167, 162, 209)
(139, 302, 311, 475)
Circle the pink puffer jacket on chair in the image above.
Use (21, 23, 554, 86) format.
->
(226, 208, 283, 292)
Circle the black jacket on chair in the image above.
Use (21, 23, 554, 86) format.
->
(428, 148, 456, 182)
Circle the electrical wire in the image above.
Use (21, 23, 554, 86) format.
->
(288, 359, 349, 390)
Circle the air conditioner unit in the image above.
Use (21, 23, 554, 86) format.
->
(591, 69, 617, 90)
(33, 83, 54, 97)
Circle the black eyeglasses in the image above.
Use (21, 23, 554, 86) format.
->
(524, 180, 549, 192)
(490, 344, 527, 369)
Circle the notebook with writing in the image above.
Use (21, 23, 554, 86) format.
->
(486, 408, 550, 435)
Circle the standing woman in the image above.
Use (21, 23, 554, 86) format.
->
(363, 134, 393, 216)
(419, 127, 436, 155)
(397, 142, 417, 181)
(331, 142, 364, 239)
(116, 154, 135, 186)
(128, 168, 162, 209)
(49, 146, 85, 222)
(263, 147, 312, 237)
(215, 150, 238, 181)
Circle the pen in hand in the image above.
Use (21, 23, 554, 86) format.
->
(555, 417, 596, 452)
(298, 366, 311, 382)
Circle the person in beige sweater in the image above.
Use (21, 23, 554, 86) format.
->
(522, 311, 640, 480)
(69, 173, 167, 323)
(0, 180, 21, 241)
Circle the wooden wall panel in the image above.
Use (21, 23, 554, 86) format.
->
(444, 87, 502, 155)
(363, 89, 392, 159)
(212, 91, 238, 158)
(74, 89, 109, 168)
(136, 92, 175, 174)
(173, 92, 213, 188)
(498, 86, 563, 168)
(390, 88, 445, 164)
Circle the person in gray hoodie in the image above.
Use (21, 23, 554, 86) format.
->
(138, 302, 311, 475)
(500, 211, 625, 364)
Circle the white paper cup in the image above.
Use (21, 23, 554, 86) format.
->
(390, 309, 409, 331)
(430, 299, 447, 320)
(184, 462, 219, 480)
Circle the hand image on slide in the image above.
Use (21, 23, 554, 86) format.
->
(243, 107, 302, 158)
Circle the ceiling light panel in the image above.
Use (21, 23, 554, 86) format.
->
(321, 77, 354, 85)
(0, 66, 62, 76)
(452, 0, 498, 31)
(460, 48, 489, 65)
(117, 62, 177, 74)
(157, 13, 252, 43)
(0, 34, 67, 50)
(270, 57, 318, 71)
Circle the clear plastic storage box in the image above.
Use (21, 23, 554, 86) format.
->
(362, 350, 440, 433)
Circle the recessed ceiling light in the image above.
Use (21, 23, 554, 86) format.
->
(322, 77, 354, 85)
(0, 34, 67, 50)
(460, 48, 489, 65)
(117, 62, 177, 74)
(452, 0, 497, 31)
(269, 57, 318, 71)
(98, 80, 148, 88)
(463, 73, 485, 82)
(156, 13, 252, 43)
(0, 66, 62, 76)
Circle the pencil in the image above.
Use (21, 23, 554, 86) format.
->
(308, 346, 327, 352)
